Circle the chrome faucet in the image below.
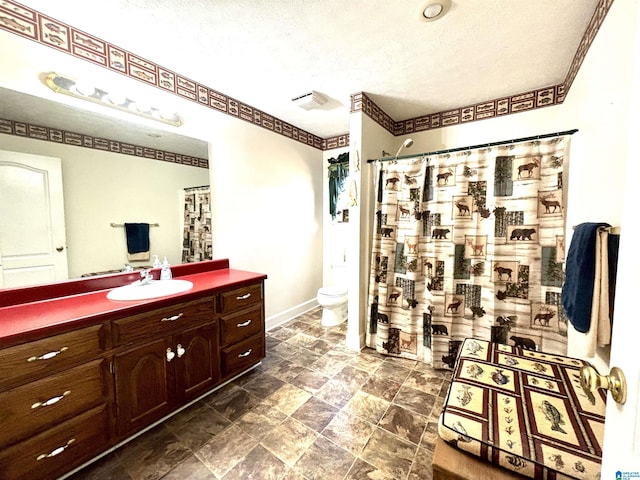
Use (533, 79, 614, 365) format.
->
(139, 269, 154, 285)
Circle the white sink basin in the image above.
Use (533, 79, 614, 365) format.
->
(107, 279, 194, 301)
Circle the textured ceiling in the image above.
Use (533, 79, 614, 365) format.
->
(2, 0, 600, 148)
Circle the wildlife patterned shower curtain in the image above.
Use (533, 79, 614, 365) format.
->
(365, 136, 570, 369)
(182, 186, 212, 263)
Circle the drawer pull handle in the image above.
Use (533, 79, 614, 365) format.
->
(36, 438, 75, 461)
(236, 293, 251, 300)
(161, 313, 184, 322)
(166, 348, 176, 362)
(238, 349, 253, 358)
(28, 347, 69, 362)
(177, 344, 186, 358)
(237, 319, 252, 327)
(32, 391, 71, 409)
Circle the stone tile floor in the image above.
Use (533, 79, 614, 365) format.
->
(69, 307, 452, 480)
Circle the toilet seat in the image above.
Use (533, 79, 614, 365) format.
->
(318, 285, 348, 297)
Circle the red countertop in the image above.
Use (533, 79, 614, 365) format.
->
(0, 260, 267, 347)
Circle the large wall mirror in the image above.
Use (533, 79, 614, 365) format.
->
(0, 86, 211, 289)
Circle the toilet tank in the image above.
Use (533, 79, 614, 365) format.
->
(329, 263, 349, 288)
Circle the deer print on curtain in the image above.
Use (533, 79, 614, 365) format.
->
(366, 136, 570, 369)
(182, 186, 212, 263)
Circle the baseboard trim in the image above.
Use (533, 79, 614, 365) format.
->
(266, 298, 319, 331)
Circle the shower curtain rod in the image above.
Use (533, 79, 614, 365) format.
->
(366, 128, 578, 163)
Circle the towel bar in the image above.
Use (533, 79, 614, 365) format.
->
(110, 223, 160, 227)
(571, 225, 620, 234)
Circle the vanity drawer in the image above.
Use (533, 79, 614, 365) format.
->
(0, 324, 107, 390)
(0, 359, 108, 449)
(218, 283, 263, 315)
(112, 296, 214, 346)
(220, 304, 264, 348)
(0, 403, 109, 480)
(221, 334, 265, 378)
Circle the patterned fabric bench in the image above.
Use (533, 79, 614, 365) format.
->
(438, 339, 605, 479)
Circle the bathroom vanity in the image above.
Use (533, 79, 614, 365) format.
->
(0, 259, 267, 480)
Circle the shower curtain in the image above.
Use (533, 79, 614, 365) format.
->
(365, 136, 570, 369)
(182, 186, 212, 263)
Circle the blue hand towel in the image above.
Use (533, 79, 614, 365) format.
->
(124, 223, 150, 254)
(562, 222, 610, 333)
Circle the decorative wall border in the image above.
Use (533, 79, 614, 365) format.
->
(0, 0, 324, 150)
(564, 0, 614, 92)
(0, 0, 613, 151)
(323, 133, 350, 150)
(352, 84, 565, 136)
(0, 118, 209, 168)
(352, 0, 614, 137)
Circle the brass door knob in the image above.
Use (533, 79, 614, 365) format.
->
(580, 365, 627, 405)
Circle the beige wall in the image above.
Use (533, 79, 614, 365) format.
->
(207, 115, 324, 326)
(0, 135, 209, 278)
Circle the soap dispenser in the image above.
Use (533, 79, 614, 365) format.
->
(152, 255, 161, 268)
(160, 256, 172, 280)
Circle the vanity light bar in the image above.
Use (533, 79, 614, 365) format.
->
(45, 72, 184, 127)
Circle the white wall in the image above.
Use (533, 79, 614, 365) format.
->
(0, 134, 208, 278)
(207, 116, 323, 326)
(348, 114, 395, 349)
(558, 0, 637, 369)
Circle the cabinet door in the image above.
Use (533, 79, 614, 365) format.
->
(175, 323, 219, 404)
(114, 338, 175, 436)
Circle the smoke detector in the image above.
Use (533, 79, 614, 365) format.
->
(292, 91, 327, 110)
(419, 0, 451, 22)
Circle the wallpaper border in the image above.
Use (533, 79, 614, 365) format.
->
(0, 117, 209, 168)
(0, 0, 614, 151)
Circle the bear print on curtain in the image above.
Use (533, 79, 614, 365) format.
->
(366, 136, 570, 369)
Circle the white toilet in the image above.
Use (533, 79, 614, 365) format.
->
(317, 263, 349, 327)
(317, 285, 348, 326)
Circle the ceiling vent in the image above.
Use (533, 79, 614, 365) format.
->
(292, 91, 327, 110)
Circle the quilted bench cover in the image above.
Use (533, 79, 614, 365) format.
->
(438, 338, 606, 480)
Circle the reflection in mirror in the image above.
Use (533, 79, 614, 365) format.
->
(0, 87, 210, 289)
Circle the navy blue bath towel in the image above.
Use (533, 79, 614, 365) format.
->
(124, 223, 150, 254)
(561, 222, 610, 333)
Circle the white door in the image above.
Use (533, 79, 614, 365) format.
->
(600, 8, 640, 475)
(0, 150, 68, 288)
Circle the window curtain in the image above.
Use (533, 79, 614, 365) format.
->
(182, 186, 212, 263)
(366, 136, 570, 369)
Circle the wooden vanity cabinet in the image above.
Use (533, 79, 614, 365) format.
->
(218, 283, 265, 380)
(0, 272, 266, 480)
(0, 324, 110, 480)
(112, 296, 220, 436)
